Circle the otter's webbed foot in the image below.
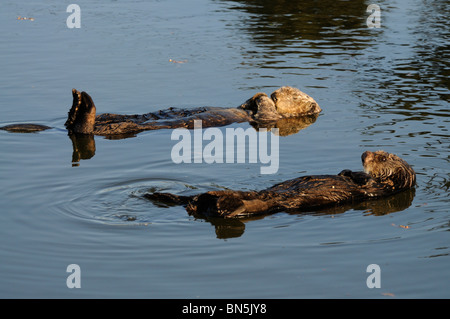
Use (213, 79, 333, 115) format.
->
(65, 89, 82, 128)
(65, 89, 96, 134)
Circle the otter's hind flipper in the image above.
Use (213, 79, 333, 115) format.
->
(65, 89, 96, 134)
(144, 192, 192, 206)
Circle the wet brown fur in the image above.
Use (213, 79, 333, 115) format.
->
(1, 87, 321, 136)
(146, 151, 416, 218)
(91, 86, 320, 136)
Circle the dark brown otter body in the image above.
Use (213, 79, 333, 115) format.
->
(146, 151, 416, 218)
(1, 87, 321, 136)
(88, 86, 321, 136)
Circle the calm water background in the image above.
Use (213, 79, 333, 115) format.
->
(0, 0, 448, 298)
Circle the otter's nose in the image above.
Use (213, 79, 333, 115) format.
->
(362, 151, 373, 165)
(313, 102, 322, 113)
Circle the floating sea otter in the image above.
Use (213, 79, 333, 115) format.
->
(0, 86, 321, 137)
(146, 150, 416, 218)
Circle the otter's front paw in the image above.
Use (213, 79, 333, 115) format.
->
(338, 169, 353, 177)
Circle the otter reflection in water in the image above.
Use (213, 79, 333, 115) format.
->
(146, 151, 416, 219)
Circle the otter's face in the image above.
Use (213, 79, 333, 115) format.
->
(362, 150, 416, 189)
(271, 86, 321, 116)
(65, 89, 96, 134)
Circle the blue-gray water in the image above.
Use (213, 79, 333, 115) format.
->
(0, 0, 448, 298)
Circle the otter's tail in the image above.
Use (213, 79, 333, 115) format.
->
(144, 192, 192, 206)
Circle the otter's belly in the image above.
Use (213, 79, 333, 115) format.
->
(92, 107, 251, 136)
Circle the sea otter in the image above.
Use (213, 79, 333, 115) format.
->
(145, 150, 416, 218)
(0, 86, 321, 137)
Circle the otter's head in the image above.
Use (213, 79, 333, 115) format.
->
(64, 89, 96, 134)
(271, 86, 321, 116)
(239, 87, 321, 121)
(362, 150, 416, 190)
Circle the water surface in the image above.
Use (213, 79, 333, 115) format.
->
(0, 0, 448, 298)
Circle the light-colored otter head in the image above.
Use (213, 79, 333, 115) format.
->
(239, 86, 321, 121)
(362, 150, 416, 189)
(65, 89, 96, 134)
(271, 86, 321, 116)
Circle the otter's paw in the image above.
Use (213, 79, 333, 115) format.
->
(338, 169, 353, 177)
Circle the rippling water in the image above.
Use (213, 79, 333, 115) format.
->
(0, 0, 448, 298)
